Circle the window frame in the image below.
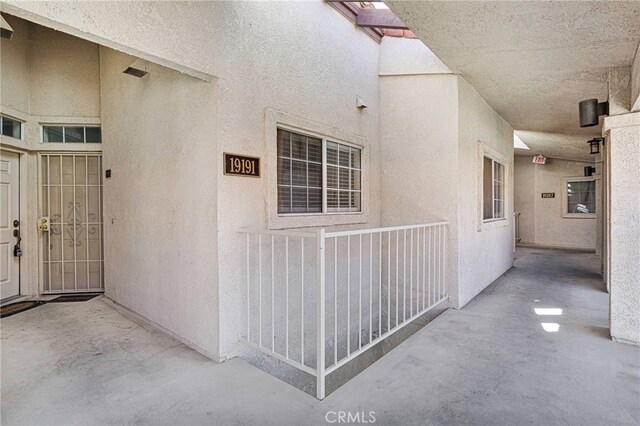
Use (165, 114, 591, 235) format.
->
(277, 126, 362, 216)
(266, 109, 369, 230)
(483, 155, 506, 222)
(477, 142, 509, 232)
(41, 124, 102, 144)
(0, 114, 24, 141)
(562, 177, 596, 219)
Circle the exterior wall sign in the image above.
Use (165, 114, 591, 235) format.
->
(532, 155, 547, 164)
(224, 153, 260, 177)
(541, 192, 555, 198)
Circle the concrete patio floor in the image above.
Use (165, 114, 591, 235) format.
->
(1, 247, 639, 425)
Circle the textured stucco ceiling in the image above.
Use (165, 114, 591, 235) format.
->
(514, 131, 596, 162)
(386, 1, 640, 158)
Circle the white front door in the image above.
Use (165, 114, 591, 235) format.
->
(0, 151, 20, 300)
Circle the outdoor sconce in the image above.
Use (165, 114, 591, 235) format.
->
(123, 59, 149, 78)
(587, 137, 604, 155)
(0, 15, 14, 40)
(584, 166, 596, 177)
(579, 98, 609, 127)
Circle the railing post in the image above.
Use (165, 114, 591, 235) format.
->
(316, 228, 326, 400)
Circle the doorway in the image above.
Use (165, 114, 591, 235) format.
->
(40, 153, 104, 293)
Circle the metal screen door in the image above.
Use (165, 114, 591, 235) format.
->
(41, 154, 104, 293)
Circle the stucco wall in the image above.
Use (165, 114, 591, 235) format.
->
(379, 36, 452, 76)
(514, 156, 536, 243)
(1, 15, 30, 115)
(456, 77, 514, 307)
(514, 156, 597, 250)
(604, 112, 640, 345)
(379, 74, 460, 304)
(29, 23, 100, 118)
(99, 47, 219, 357)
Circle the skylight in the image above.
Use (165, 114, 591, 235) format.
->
(514, 133, 530, 150)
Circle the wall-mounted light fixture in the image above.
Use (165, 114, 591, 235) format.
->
(579, 98, 609, 127)
(123, 59, 149, 78)
(584, 166, 596, 177)
(1, 15, 14, 40)
(587, 137, 604, 155)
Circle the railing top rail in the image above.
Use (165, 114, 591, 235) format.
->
(324, 221, 449, 238)
(238, 228, 317, 238)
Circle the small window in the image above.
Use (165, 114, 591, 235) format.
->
(483, 156, 505, 221)
(1, 115, 22, 139)
(277, 128, 362, 215)
(564, 178, 595, 217)
(42, 125, 101, 143)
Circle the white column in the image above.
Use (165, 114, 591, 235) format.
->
(603, 112, 640, 346)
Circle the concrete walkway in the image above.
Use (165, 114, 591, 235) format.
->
(1, 247, 638, 425)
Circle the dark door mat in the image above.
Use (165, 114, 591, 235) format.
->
(49, 294, 101, 303)
(1, 301, 47, 318)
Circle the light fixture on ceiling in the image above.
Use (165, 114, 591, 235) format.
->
(579, 98, 609, 127)
(584, 166, 596, 177)
(123, 59, 149, 78)
(587, 137, 604, 155)
(0, 14, 14, 40)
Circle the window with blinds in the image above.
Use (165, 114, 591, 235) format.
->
(277, 128, 362, 215)
(326, 141, 361, 212)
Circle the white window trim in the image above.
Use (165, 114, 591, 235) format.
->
(266, 108, 369, 230)
(562, 176, 596, 219)
(477, 141, 510, 232)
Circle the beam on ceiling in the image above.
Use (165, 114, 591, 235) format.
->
(355, 8, 408, 30)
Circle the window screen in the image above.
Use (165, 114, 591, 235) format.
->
(567, 180, 595, 214)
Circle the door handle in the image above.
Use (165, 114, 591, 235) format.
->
(12, 228, 22, 257)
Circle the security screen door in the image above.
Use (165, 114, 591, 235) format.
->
(41, 154, 104, 293)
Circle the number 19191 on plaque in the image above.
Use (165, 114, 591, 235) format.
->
(224, 153, 260, 178)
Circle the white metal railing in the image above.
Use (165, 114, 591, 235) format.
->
(514, 212, 522, 247)
(240, 222, 449, 399)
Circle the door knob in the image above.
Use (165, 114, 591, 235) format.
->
(13, 219, 19, 228)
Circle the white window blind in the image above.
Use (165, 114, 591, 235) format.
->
(277, 128, 362, 215)
(326, 141, 361, 212)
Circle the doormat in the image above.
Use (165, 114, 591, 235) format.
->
(49, 294, 101, 303)
(0, 301, 47, 318)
